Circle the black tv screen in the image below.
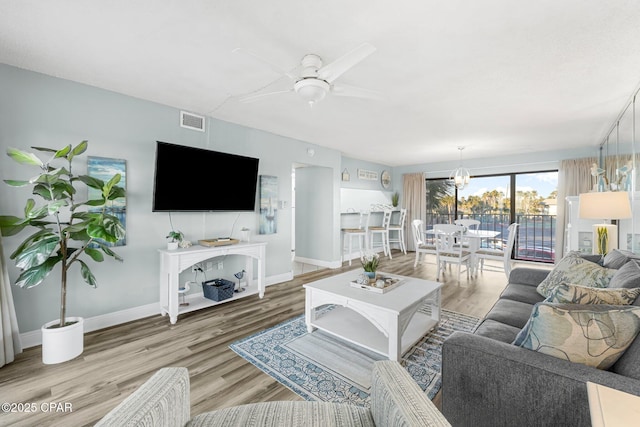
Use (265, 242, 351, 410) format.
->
(152, 141, 260, 212)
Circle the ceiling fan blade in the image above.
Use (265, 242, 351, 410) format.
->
(237, 89, 294, 103)
(331, 83, 383, 100)
(317, 43, 376, 83)
(233, 48, 297, 80)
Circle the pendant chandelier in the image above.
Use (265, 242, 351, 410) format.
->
(450, 146, 471, 190)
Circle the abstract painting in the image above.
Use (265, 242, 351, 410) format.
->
(259, 175, 278, 235)
(87, 156, 127, 246)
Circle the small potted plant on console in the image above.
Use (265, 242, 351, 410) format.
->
(166, 230, 183, 250)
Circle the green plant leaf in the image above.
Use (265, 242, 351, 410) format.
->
(33, 181, 71, 201)
(4, 179, 31, 187)
(69, 140, 88, 161)
(84, 247, 104, 262)
(33, 172, 63, 186)
(68, 228, 90, 242)
(14, 235, 59, 270)
(63, 220, 91, 234)
(94, 242, 123, 262)
(10, 229, 56, 259)
(108, 185, 126, 201)
(46, 200, 68, 215)
(0, 215, 28, 237)
(103, 214, 126, 240)
(14, 256, 60, 288)
(54, 145, 71, 159)
(31, 146, 58, 153)
(78, 260, 97, 287)
(23, 199, 35, 217)
(6, 147, 43, 167)
(87, 223, 117, 243)
(26, 203, 51, 220)
(81, 199, 107, 207)
(76, 174, 104, 190)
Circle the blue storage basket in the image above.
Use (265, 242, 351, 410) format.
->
(202, 278, 235, 302)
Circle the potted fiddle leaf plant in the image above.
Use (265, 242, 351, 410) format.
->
(0, 141, 125, 364)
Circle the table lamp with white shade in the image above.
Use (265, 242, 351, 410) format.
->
(578, 191, 632, 255)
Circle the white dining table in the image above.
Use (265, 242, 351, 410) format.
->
(425, 228, 501, 276)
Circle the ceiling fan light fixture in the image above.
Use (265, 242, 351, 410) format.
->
(450, 146, 471, 190)
(294, 78, 329, 106)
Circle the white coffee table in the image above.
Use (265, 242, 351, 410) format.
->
(303, 271, 442, 361)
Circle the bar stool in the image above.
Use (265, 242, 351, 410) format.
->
(341, 211, 370, 265)
(368, 210, 392, 258)
(388, 208, 407, 254)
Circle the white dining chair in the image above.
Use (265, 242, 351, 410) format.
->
(411, 219, 436, 266)
(454, 219, 480, 230)
(475, 223, 519, 278)
(454, 218, 481, 248)
(369, 210, 392, 258)
(433, 223, 471, 282)
(388, 208, 407, 254)
(341, 211, 370, 265)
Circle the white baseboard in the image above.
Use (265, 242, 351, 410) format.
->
(294, 256, 342, 269)
(20, 272, 294, 349)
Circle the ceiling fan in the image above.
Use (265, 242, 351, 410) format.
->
(233, 43, 382, 106)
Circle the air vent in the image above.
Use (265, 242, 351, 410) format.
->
(180, 111, 205, 132)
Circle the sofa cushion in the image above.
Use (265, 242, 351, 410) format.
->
(546, 283, 640, 305)
(610, 327, 640, 380)
(187, 401, 375, 427)
(609, 260, 640, 290)
(500, 283, 546, 305)
(603, 249, 632, 269)
(512, 302, 640, 369)
(485, 299, 536, 330)
(536, 251, 616, 297)
(508, 267, 551, 287)
(474, 319, 521, 344)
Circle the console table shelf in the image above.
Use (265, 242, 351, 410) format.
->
(159, 241, 267, 324)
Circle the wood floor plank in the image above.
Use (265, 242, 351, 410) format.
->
(0, 251, 549, 425)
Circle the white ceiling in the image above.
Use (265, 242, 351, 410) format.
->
(2, 1, 640, 166)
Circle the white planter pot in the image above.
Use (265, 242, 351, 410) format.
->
(41, 317, 84, 364)
(167, 241, 179, 250)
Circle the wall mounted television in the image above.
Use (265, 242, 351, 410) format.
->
(152, 141, 260, 212)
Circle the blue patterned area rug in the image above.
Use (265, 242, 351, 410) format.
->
(230, 305, 480, 407)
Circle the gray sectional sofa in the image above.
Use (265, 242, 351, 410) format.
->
(442, 253, 640, 427)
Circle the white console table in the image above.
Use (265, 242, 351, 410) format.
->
(159, 241, 267, 324)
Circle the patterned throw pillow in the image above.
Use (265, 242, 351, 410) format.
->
(546, 283, 640, 305)
(513, 302, 640, 369)
(537, 251, 616, 297)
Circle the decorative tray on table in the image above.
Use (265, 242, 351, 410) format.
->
(349, 273, 405, 294)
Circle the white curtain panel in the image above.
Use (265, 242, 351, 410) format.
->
(556, 157, 598, 260)
(0, 234, 22, 367)
(402, 173, 426, 252)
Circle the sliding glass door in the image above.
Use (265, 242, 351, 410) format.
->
(426, 171, 558, 263)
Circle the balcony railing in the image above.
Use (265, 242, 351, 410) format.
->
(425, 213, 556, 263)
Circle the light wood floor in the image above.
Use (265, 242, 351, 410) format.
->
(0, 251, 549, 426)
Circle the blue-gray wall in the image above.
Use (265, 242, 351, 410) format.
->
(0, 64, 344, 333)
